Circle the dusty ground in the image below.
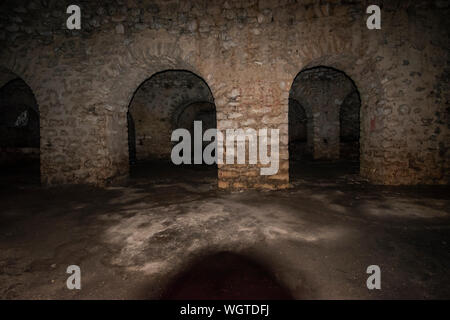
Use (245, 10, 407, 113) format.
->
(0, 160, 449, 299)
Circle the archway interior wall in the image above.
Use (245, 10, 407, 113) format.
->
(340, 91, 361, 160)
(288, 99, 309, 161)
(0, 77, 40, 165)
(128, 70, 214, 162)
(176, 101, 217, 130)
(176, 101, 217, 151)
(290, 67, 356, 160)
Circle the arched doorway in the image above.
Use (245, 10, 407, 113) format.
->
(127, 70, 217, 183)
(289, 66, 360, 182)
(0, 76, 40, 186)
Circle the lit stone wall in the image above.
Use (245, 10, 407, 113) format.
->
(0, 0, 448, 187)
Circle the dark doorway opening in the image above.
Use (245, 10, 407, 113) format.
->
(0, 77, 40, 188)
(127, 70, 217, 185)
(289, 66, 361, 184)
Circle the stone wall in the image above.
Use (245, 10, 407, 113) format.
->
(0, 0, 448, 187)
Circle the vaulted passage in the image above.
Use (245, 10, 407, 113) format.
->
(126, 70, 217, 183)
(289, 67, 360, 183)
(0, 76, 40, 187)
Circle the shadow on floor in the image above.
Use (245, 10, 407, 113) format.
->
(130, 160, 218, 184)
(290, 159, 360, 183)
(160, 252, 293, 300)
(0, 159, 40, 189)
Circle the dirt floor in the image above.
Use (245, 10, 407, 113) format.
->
(0, 160, 449, 299)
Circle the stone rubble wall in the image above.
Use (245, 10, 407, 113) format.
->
(0, 0, 448, 187)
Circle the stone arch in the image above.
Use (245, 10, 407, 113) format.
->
(286, 53, 386, 183)
(290, 65, 359, 161)
(99, 53, 218, 182)
(107, 63, 207, 114)
(0, 66, 41, 183)
(126, 69, 215, 163)
(90, 34, 223, 184)
(100, 35, 219, 114)
(1, 46, 74, 186)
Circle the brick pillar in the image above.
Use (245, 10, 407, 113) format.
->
(216, 80, 289, 190)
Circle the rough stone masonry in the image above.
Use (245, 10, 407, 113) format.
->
(0, 0, 448, 190)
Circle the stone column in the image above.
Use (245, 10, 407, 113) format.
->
(216, 80, 289, 190)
